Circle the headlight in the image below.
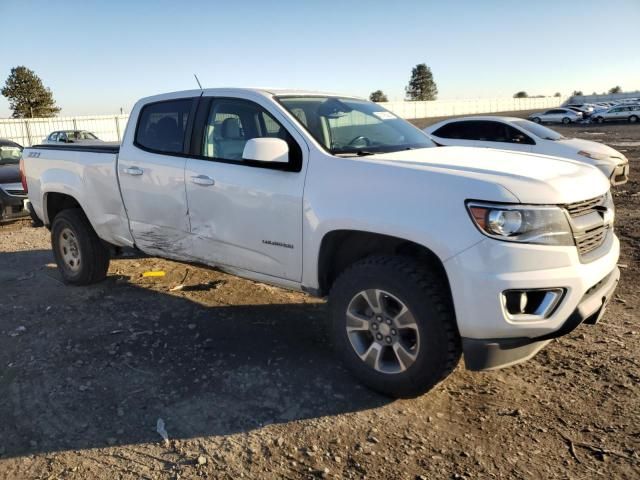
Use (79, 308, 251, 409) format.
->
(467, 202, 574, 246)
(604, 190, 615, 224)
(578, 150, 609, 161)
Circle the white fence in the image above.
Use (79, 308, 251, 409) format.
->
(378, 96, 566, 119)
(0, 114, 129, 147)
(0, 96, 566, 147)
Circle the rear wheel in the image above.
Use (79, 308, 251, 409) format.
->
(596, 116, 605, 124)
(51, 209, 110, 285)
(629, 115, 638, 124)
(329, 256, 461, 398)
(562, 117, 571, 124)
(532, 117, 542, 123)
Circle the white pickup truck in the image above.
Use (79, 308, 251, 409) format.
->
(22, 88, 620, 397)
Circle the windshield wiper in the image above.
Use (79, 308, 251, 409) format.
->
(333, 150, 376, 157)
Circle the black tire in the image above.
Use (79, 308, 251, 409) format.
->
(329, 256, 461, 398)
(532, 117, 541, 123)
(629, 115, 638, 124)
(51, 208, 110, 285)
(596, 116, 605, 124)
(562, 117, 571, 124)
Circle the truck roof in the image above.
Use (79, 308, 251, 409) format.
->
(136, 88, 364, 105)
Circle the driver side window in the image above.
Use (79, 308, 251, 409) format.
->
(200, 98, 302, 170)
(505, 125, 535, 145)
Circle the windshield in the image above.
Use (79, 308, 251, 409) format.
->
(0, 145, 22, 165)
(513, 120, 565, 141)
(278, 96, 434, 155)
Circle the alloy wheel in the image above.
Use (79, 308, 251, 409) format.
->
(345, 289, 420, 374)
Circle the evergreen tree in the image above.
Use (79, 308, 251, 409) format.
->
(405, 64, 438, 101)
(2, 66, 60, 118)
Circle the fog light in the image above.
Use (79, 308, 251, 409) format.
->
(519, 292, 528, 313)
(503, 289, 565, 320)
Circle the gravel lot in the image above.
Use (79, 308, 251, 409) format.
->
(0, 114, 638, 479)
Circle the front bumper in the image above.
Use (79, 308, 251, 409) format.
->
(444, 233, 620, 370)
(0, 184, 28, 219)
(463, 266, 619, 370)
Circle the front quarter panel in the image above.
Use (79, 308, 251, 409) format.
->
(301, 150, 519, 289)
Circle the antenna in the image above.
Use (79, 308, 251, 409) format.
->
(193, 74, 203, 90)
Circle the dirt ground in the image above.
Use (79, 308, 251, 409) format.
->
(0, 115, 638, 479)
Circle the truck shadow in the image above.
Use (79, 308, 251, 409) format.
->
(0, 249, 390, 459)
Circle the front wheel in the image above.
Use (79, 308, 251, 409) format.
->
(562, 117, 571, 124)
(51, 208, 110, 285)
(329, 256, 461, 398)
(596, 116, 605, 124)
(532, 117, 542, 123)
(629, 115, 638, 124)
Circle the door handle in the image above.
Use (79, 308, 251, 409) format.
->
(191, 174, 215, 186)
(123, 166, 143, 176)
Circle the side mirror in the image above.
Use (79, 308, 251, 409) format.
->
(242, 138, 289, 163)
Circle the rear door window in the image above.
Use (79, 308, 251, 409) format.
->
(135, 99, 195, 154)
(450, 121, 508, 142)
(431, 122, 464, 139)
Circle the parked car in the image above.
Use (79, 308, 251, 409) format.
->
(566, 104, 595, 117)
(529, 108, 582, 124)
(42, 130, 103, 144)
(591, 105, 640, 124)
(0, 139, 28, 220)
(423, 116, 629, 185)
(22, 89, 619, 398)
(566, 106, 590, 118)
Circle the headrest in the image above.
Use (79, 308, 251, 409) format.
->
(221, 117, 241, 138)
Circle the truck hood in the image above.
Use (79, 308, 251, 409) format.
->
(555, 137, 627, 162)
(367, 146, 610, 204)
(0, 163, 20, 184)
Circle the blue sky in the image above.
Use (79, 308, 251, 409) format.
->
(1, 0, 639, 116)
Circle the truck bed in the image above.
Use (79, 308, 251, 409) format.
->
(24, 142, 133, 247)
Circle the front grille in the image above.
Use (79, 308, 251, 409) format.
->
(7, 189, 25, 197)
(565, 195, 605, 217)
(575, 225, 608, 255)
(565, 195, 611, 258)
